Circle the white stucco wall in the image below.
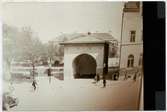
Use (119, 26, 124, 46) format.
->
(122, 13, 143, 44)
(120, 10, 143, 69)
(120, 44, 143, 68)
(63, 44, 104, 79)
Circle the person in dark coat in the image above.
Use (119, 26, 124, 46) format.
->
(47, 68, 52, 83)
(124, 71, 128, 80)
(103, 76, 106, 88)
(133, 70, 138, 81)
(32, 80, 37, 91)
(47, 68, 51, 76)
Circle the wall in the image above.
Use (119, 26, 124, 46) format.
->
(120, 10, 143, 69)
(63, 44, 104, 79)
(120, 44, 143, 68)
(122, 13, 143, 44)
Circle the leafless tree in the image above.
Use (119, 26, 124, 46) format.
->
(3, 24, 44, 79)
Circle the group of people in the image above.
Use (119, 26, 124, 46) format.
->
(94, 74, 106, 88)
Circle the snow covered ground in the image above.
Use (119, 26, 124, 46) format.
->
(4, 76, 142, 111)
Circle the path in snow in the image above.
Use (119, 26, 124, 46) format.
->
(8, 76, 142, 111)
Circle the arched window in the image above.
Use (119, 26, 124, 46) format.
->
(127, 54, 134, 67)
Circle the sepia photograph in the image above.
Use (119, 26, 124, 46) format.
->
(2, 1, 143, 111)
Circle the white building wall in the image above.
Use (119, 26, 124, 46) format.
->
(122, 13, 143, 44)
(120, 7, 143, 69)
(63, 44, 104, 79)
(120, 44, 143, 68)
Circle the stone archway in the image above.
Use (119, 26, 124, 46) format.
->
(73, 54, 97, 78)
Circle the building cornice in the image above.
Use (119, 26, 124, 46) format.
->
(121, 43, 143, 46)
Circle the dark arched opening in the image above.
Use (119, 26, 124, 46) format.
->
(73, 54, 97, 78)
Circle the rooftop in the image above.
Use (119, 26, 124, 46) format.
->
(60, 33, 117, 45)
(123, 2, 140, 12)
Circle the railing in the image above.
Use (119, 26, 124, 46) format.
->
(51, 67, 64, 74)
(10, 66, 64, 76)
(50, 67, 64, 80)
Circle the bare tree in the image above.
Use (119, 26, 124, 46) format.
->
(3, 24, 45, 80)
(3, 24, 20, 80)
(46, 41, 55, 67)
(20, 27, 44, 79)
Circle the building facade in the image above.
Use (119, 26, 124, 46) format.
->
(119, 2, 143, 69)
(61, 2, 143, 80)
(61, 33, 116, 79)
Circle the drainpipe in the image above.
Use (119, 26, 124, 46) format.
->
(119, 11, 124, 72)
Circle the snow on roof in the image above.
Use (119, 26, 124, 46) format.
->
(91, 33, 116, 41)
(60, 35, 106, 44)
(60, 33, 117, 45)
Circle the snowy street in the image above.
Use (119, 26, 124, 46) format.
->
(3, 1, 145, 111)
(4, 76, 142, 111)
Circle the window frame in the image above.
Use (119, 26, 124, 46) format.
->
(127, 54, 134, 68)
(130, 30, 136, 42)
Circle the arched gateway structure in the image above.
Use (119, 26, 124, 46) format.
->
(73, 53, 97, 78)
(60, 33, 115, 80)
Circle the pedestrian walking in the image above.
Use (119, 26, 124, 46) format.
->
(32, 80, 37, 91)
(133, 70, 138, 81)
(47, 68, 52, 83)
(93, 74, 100, 84)
(96, 74, 100, 82)
(103, 76, 106, 88)
(124, 71, 128, 80)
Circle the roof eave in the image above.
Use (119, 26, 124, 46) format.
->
(59, 42, 106, 45)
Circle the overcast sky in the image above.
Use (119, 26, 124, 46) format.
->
(2, 2, 124, 43)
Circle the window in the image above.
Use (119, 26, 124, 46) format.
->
(130, 30, 136, 42)
(109, 46, 118, 58)
(127, 54, 134, 67)
(139, 54, 143, 66)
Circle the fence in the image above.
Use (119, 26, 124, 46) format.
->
(10, 66, 64, 80)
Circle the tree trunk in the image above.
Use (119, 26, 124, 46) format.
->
(32, 63, 35, 79)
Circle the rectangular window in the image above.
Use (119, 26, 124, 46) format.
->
(130, 30, 136, 42)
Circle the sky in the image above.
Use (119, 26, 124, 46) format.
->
(2, 2, 124, 43)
